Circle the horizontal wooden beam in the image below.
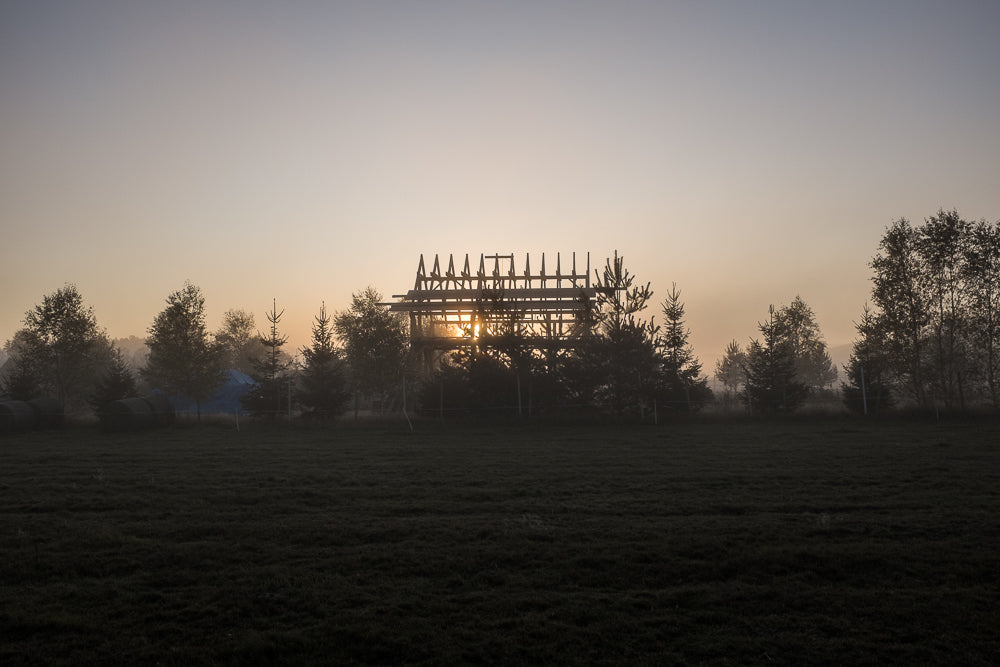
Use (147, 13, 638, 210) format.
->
(408, 336, 589, 350)
(391, 300, 590, 314)
(390, 287, 601, 301)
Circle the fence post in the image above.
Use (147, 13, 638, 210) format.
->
(860, 366, 868, 416)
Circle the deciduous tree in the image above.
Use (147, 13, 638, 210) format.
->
(963, 219, 1000, 408)
(215, 308, 264, 375)
(334, 287, 409, 415)
(5, 284, 112, 411)
(772, 296, 838, 391)
(867, 210, 999, 410)
(143, 282, 225, 419)
(917, 210, 971, 408)
(870, 218, 930, 407)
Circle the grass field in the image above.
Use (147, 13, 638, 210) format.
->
(1, 417, 998, 665)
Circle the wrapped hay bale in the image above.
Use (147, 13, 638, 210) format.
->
(143, 394, 175, 426)
(102, 397, 155, 432)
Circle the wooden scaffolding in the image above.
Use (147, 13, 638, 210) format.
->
(389, 252, 603, 358)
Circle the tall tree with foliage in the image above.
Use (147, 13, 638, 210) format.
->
(298, 302, 349, 420)
(870, 218, 931, 407)
(242, 299, 291, 419)
(772, 296, 838, 391)
(143, 282, 225, 419)
(963, 219, 1000, 408)
(334, 287, 409, 415)
(842, 304, 894, 415)
(657, 283, 711, 412)
(866, 209, 1000, 410)
(5, 284, 112, 411)
(917, 210, 971, 409)
(742, 306, 808, 415)
(215, 308, 264, 375)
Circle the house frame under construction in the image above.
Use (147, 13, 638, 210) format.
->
(389, 252, 603, 359)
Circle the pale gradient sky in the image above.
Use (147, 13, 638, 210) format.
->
(2, 1, 998, 369)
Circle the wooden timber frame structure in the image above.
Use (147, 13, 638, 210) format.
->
(389, 252, 605, 367)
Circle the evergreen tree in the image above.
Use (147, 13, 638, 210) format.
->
(298, 302, 349, 420)
(842, 304, 894, 415)
(242, 299, 291, 419)
(657, 283, 711, 413)
(90, 346, 138, 418)
(112, 336, 150, 376)
(0, 333, 41, 400)
(564, 251, 660, 418)
(742, 307, 808, 415)
(143, 282, 225, 419)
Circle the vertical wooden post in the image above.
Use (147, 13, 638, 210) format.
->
(860, 366, 868, 416)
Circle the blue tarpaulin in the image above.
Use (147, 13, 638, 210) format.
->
(171, 369, 255, 415)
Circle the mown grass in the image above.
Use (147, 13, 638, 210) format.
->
(1, 417, 998, 665)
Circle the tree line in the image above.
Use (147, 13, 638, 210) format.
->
(3, 208, 997, 423)
(0, 282, 407, 423)
(0, 256, 713, 423)
(841, 210, 1000, 413)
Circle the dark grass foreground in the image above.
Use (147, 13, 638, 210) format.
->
(1, 419, 997, 665)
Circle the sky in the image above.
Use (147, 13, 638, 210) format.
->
(2, 0, 999, 370)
